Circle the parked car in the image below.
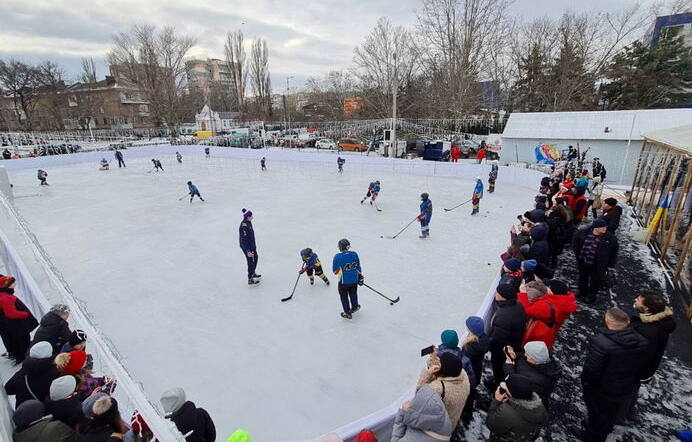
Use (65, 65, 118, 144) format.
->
(316, 139, 338, 150)
(338, 137, 368, 152)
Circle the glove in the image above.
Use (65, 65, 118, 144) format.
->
(299, 268, 306, 274)
(358, 274, 364, 286)
(417, 215, 424, 221)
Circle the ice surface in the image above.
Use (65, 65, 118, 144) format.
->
(8, 152, 534, 440)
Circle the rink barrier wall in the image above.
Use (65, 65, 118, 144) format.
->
(0, 146, 544, 441)
(0, 191, 186, 441)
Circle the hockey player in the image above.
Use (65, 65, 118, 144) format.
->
(239, 209, 261, 286)
(37, 169, 48, 186)
(361, 180, 381, 205)
(332, 238, 362, 319)
(99, 158, 110, 171)
(151, 159, 164, 172)
(299, 248, 330, 286)
(204, 147, 210, 158)
(114, 149, 126, 168)
(176, 152, 183, 163)
(337, 157, 345, 174)
(488, 161, 498, 193)
(471, 177, 484, 215)
(418, 193, 433, 238)
(260, 157, 267, 171)
(187, 181, 205, 203)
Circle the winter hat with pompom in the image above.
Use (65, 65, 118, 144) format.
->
(54, 350, 87, 375)
(242, 208, 253, 219)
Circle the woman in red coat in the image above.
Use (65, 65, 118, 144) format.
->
(517, 279, 577, 349)
(0, 275, 38, 363)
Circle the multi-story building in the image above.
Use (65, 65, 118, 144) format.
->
(186, 58, 233, 97)
(650, 12, 692, 52)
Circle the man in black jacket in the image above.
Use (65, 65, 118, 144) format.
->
(503, 340, 562, 409)
(239, 209, 261, 286)
(573, 219, 618, 304)
(161, 387, 216, 442)
(5, 341, 59, 406)
(32, 304, 71, 353)
(488, 283, 526, 386)
(527, 224, 550, 266)
(599, 198, 622, 233)
(581, 307, 648, 442)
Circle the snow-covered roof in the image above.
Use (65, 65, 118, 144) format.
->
(643, 124, 692, 154)
(502, 109, 692, 141)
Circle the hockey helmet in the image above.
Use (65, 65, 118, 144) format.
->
(300, 248, 313, 259)
(375, 180, 380, 184)
(338, 238, 350, 252)
(420, 192, 429, 200)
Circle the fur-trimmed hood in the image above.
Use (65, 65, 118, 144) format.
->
(639, 307, 673, 324)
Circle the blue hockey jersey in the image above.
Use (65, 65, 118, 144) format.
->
(332, 251, 361, 284)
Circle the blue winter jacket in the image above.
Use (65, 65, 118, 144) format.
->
(239, 220, 256, 253)
(332, 251, 361, 285)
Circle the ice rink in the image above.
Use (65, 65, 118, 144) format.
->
(8, 151, 534, 440)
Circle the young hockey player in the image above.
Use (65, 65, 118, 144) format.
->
(187, 181, 205, 203)
(299, 248, 330, 286)
(260, 157, 267, 171)
(204, 147, 210, 158)
(239, 209, 261, 286)
(337, 157, 345, 174)
(332, 238, 362, 319)
(99, 158, 110, 171)
(151, 159, 164, 172)
(361, 180, 381, 205)
(37, 169, 48, 185)
(418, 193, 433, 238)
(176, 152, 183, 163)
(488, 160, 498, 193)
(472, 177, 484, 215)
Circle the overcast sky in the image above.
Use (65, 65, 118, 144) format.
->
(0, 0, 647, 91)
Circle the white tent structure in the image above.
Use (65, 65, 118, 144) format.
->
(501, 109, 692, 185)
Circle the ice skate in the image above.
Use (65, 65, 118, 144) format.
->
(253, 273, 262, 278)
(310, 278, 315, 285)
(248, 277, 261, 286)
(340, 312, 352, 319)
(350, 305, 361, 314)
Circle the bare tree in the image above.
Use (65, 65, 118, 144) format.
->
(69, 57, 105, 131)
(305, 70, 358, 120)
(108, 25, 195, 132)
(36, 61, 67, 130)
(224, 30, 248, 113)
(353, 17, 419, 117)
(0, 59, 40, 130)
(250, 38, 272, 118)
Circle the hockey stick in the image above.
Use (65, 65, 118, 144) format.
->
(146, 167, 156, 174)
(281, 273, 302, 302)
(444, 199, 472, 212)
(178, 193, 189, 201)
(362, 283, 400, 305)
(381, 217, 418, 239)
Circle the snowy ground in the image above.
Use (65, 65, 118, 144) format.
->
(8, 153, 534, 440)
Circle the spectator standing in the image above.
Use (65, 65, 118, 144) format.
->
(580, 307, 648, 442)
(599, 198, 622, 233)
(12, 399, 73, 442)
(518, 280, 576, 349)
(33, 304, 72, 353)
(488, 284, 526, 386)
(161, 387, 216, 442)
(239, 209, 261, 286)
(5, 341, 59, 406)
(546, 201, 572, 268)
(78, 395, 128, 441)
(417, 351, 470, 429)
(485, 374, 548, 441)
(587, 177, 604, 219)
(461, 316, 489, 421)
(391, 384, 452, 442)
(526, 225, 549, 267)
(503, 341, 562, 409)
(573, 219, 618, 304)
(0, 275, 38, 363)
(436, 329, 476, 388)
(45, 375, 83, 428)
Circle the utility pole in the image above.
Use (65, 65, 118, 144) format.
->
(391, 52, 397, 158)
(286, 76, 294, 139)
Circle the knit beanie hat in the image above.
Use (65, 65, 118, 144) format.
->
(55, 350, 87, 375)
(521, 259, 537, 271)
(440, 329, 459, 348)
(524, 341, 550, 364)
(604, 197, 618, 206)
(161, 387, 186, 416)
(82, 392, 108, 418)
(526, 280, 548, 301)
(12, 400, 45, 431)
(227, 429, 252, 442)
(544, 279, 569, 295)
(592, 219, 607, 228)
(505, 374, 533, 400)
(503, 258, 521, 272)
(496, 283, 517, 300)
(356, 429, 378, 442)
(465, 316, 485, 336)
(0, 275, 15, 288)
(29, 341, 53, 359)
(438, 352, 463, 378)
(49, 375, 77, 401)
(49, 304, 70, 316)
(69, 329, 87, 347)
(242, 208, 253, 219)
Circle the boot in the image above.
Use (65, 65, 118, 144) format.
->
(340, 312, 352, 319)
(310, 277, 315, 285)
(350, 305, 361, 314)
(248, 277, 261, 286)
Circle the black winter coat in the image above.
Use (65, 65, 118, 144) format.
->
(527, 226, 550, 266)
(489, 300, 526, 352)
(546, 211, 569, 251)
(5, 357, 60, 406)
(45, 396, 84, 428)
(573, 227, 618, 275)
(600, 205, 622, 233)
(631, 308, 676, 380)
(76, 420, 122, 442)
(238, 220, 256, 253)
(581, 327, 648, 397)
(463, 335, 490, 390)
(169, 401, 216, 442)
(504, 357, 562, 408)
(32, 312, 71, 353)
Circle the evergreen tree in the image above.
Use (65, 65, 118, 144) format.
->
(548, 35, 595, 111)
(602, 35, 692, 109)
(515, 43, 551, 111)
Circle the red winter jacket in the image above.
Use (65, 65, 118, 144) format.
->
(0, 291, 30, 319)
(517, 291, 577, 349)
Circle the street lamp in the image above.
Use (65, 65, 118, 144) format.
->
(391, 52, 397, 158)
